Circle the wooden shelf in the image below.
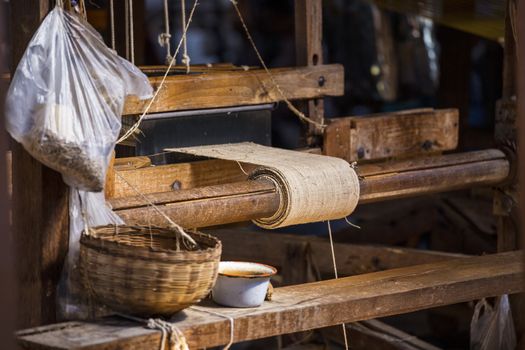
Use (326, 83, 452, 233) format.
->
(17, 251, 523, 349)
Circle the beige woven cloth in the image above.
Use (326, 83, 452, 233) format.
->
(167, 143, 360, 229)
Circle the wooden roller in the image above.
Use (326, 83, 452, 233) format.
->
(110, 149, 510, 228)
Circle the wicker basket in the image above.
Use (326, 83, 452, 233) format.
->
(79, 225, 221, 316)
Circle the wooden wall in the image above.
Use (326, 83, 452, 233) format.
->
(10, 0, 69, 329)
(0, 1, 15, 348)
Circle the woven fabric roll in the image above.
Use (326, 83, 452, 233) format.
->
(167, 143, 360, 229)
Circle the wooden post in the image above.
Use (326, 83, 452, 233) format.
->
(517, 0, 525, 346)
(495, 0, 519, 253)
(0, 1, 15, 347)
(494, 1, 523, 347)
(294, 0, 324, 146)
(10, 0, 69, 328)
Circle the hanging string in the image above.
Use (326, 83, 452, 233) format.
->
(180, 0, 191, 73)
(114, 171, 197, 248)
(124, 0, 130, 60)
(229, 0, 325, 129)
(117, 0, 199, 144)
(190, 306, 234, 350)
(80, 0, 87, 19)
(129, 0, 135, 64)
(327, 220, 349, 350)
(159, 0, 174, 64)
(344, 216, 361, 229)
(109, 0, 116, 50)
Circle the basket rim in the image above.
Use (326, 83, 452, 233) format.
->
(80, 224, 221, 262)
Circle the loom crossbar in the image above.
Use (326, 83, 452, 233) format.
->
(111, 149, 510, 228)
(123, 65, 344, 115)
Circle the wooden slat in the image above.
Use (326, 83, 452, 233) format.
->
(111, 159, 254, 198)
(358, 148, 506, 176)
(212, 230, 468, 276)
(113, 156, 151, 170)
(122, 65, 344, 115)
(324, 109, 459, 162)
(17, 251, 524, 350)
(111, 180, 275, 210)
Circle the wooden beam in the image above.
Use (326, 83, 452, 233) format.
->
(358, 150, 509, 204)
(123, 65, 344, 115)
(110, 150, 509, 228)
(295, 0, 324, 141)
(139, 64, 257, 74)
(0, 2, 15, 347)
(17, 251, 524, 350)
(10, 0, 69, 329)
(212, 230, 468, 277)
(518, 0, 525, 340)
(324, 108, 459, 162)
(109, 158, 254, 198)
(494, 4, 523, 345)
(114, 180, 280, 228)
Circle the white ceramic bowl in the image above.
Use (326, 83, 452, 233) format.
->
(211, 261, 277, 308)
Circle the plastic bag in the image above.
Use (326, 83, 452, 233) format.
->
(5, 5, 152, 191)
(470, 296, 517, 350)
(5, 4, 152, 319)
(58, 190, 124, 319)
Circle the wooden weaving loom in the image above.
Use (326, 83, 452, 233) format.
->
(10, 0, 524, 349)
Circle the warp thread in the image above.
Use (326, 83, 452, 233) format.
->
(327, 220, 349, 350)
(128, 0, 135, 64)
(228, 0, 325, 129)
(159, 0, 173, 64)
(114, 171, 197, 248)
(190, 306, 234, 350)
(118, 0, 199, 144)
(180, 0, 191, 73)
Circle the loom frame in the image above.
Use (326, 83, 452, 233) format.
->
(7, 0, 524, 348)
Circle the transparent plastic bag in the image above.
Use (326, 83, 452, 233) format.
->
(470, 296, 517, 350)
(5, 4, 153, 319)
(58, 190, 124, 320)
(5, 5, 152, 191)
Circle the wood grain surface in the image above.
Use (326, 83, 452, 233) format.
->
(123, 65, 343, 115)
(324, 109, 459, 162)
(17, 251, 524, 349)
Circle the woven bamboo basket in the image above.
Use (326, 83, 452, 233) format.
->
(79, 225, 221, 316)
